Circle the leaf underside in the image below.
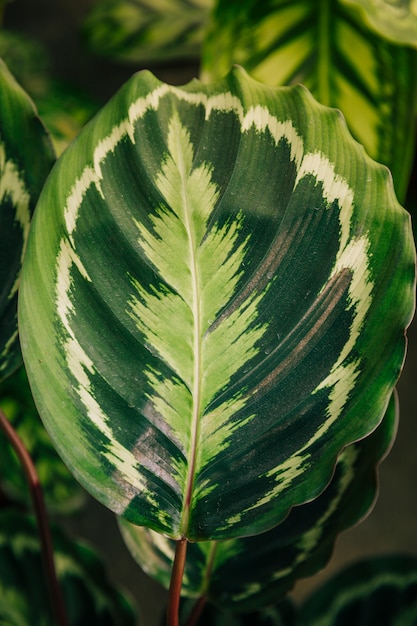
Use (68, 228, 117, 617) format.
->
(19, 67, 415, 541)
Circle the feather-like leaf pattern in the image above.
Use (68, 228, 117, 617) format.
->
(19, 68, 415, 540)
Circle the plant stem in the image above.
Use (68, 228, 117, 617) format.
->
(0, 409, 69, 626)
(167, 537, 188, 626)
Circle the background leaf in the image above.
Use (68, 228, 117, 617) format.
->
(0, 59, 55, 381)
(83, 0, 213, 64)
(298, 554, 417, 626)
(0, 366, 85, 514)
(19, 67, 415, 542)
(119, 392, 397, 611)
(200, 0, 417, 202)
(0, 510, 138, 625)
(340, 0, 417, 46)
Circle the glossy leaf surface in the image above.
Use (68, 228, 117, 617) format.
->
(341, 0, 417, 45)
(0, 511, 137, 625)
(19, 67, 415, 541)
(201, 0, 417, 201)
(120, 393, 397, 611)
(0, 59, 55, 381)
(298, 554, 417, 626)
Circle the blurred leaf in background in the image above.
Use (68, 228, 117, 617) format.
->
(0, 510, 138, 625)
(0, 366, 85, 514)
(0, 28, 98, 154)
(83, 0, 213, 65)
(201, 0, 417, 203)
(0, 58, 55, 381)
(340, 0, 417, 46)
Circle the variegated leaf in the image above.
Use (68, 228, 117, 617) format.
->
(341, 0, 417, 46)
(19, 67, 415, 541)
(120, 392, 397, 611)
(201, 0, 417, 202)
(298, 554, 417, 626)
(83, 0, 213, 64)
(0, 59, 55, 382)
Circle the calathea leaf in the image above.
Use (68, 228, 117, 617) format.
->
(0, 59, 55, 382)
(200, 0, 417, 202)
(119, 392, 397, 611)
(19, 67, 415, 541)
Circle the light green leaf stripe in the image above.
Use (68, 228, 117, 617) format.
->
(19, 67, 415, 540)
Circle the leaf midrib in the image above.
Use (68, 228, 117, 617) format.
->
(178, 145, 202, 538)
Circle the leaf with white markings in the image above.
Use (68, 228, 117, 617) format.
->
(0, 59, 55, 381)
(19, 67, 415, 541)
(201, 0, 417, 201)
(120, 392, 397, 610)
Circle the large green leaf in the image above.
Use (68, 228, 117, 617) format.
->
(120, 392, 397, 611)
(201, 0, 417, 202)
(83, 0, 213, 64)
(0, 511, 137, 625)
(298, 554, 417, 626)
(0, 59, 55, 381)
(19, 67, 415, 541)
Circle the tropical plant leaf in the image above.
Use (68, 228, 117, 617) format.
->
(19, 67, 415, 541)
(341, 0, 417, 46)
(120, 392, 397, 611)
(0, 510, 138, 625)
(83, 0, 213, 64)
(0, 59, 55, 382)
(0, 366, 85, 514)
(298, 554, 417, 626)
(200, 0, 417, 202)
